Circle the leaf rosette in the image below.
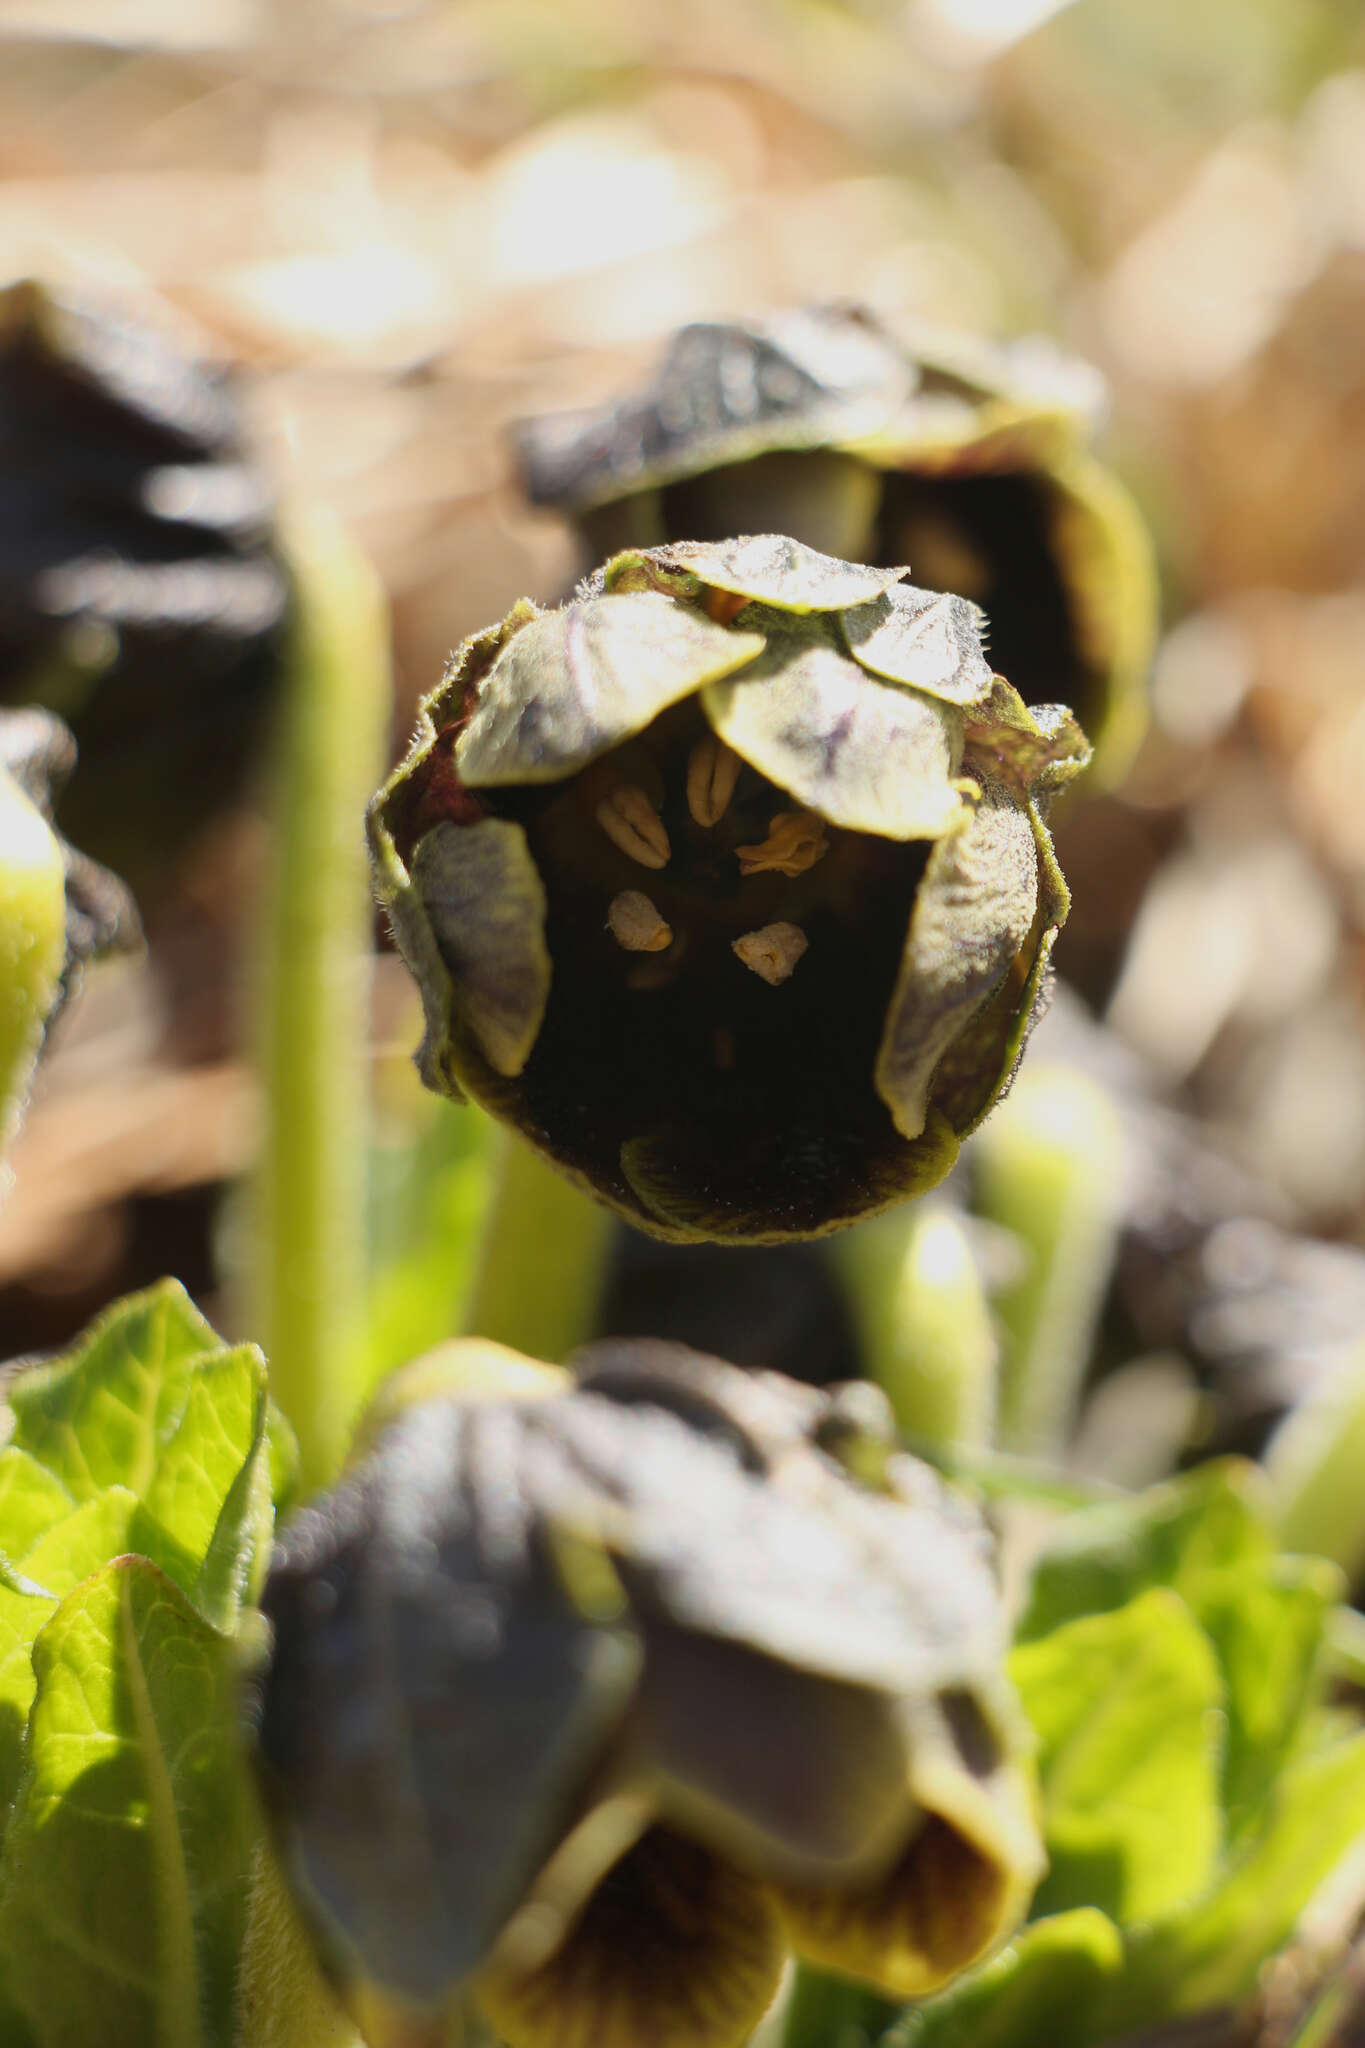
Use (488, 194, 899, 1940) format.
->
(369, 534, 1088, 1241)
(254, 1340, 1044, 2048)
(513, 307, 1155, 788)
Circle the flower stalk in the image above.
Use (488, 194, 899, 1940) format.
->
(247, 503, 389, 1489)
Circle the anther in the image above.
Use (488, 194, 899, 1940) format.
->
(607, 891, 673, 953)
(736, 811, 829, 878)
(732, 923, 808, 986)
(685, 733, 743, 828)
(596, 785, 670, 869)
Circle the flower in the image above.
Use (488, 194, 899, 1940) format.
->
(369, 534, 1088, 1242)
(254, 1340, 1044, 2048)
(513, 305, 1156, 787)
(0, 279, 290, 897)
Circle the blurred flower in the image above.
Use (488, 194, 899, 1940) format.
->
(0, 280, 291, 898)
(255, 1340, 1043, 2048)
(0, 707, 138, 1153)
(369, 534, 1087, 1241)
(513, 305, 1155, 786)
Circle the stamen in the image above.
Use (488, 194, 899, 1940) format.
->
(686, 733, 743, 828)
(607, 891, 674, 953)
(596, 785, 670, 869)
(735, 811, 829, 878)
(732, 922, 808, 986)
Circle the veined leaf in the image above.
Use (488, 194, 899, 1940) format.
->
(0, 1448, 75, 1562)
(1011, 1588, 1223, 1924)
(5, 1280, 221, 1503)
(0, 1557, 257, 2048)
(130, 1345, 273, 1631)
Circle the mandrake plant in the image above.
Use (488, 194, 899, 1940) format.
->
(0, 304, 1363, 2048)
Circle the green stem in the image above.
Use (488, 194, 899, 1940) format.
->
(248, 504, 389, 1491)
(778, 1965, 893, 2048)
(1266, 1341, 1365, 1585)
(971, 1062, 1125, 1460)
(833, 1203, 998, 1453)
(463, 1132, 614, 1363)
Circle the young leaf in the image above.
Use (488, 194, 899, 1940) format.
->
(1016, 1460, 1271, 1644)
(1111, 1732, 1365, 2029)
(1192, 1556, 1339, 1837)
(1010, 1588, 1223, 1924)
(5, 1280, 222, 1502)
(0, 1447, 75, 1562)
(0, 1556, 257, 2048)
(0, 1583, 56, 1818)
(889, 1908, 1125, 2048)
(21, 1486, 139, 1596)
(129, 1345, 273, 1631)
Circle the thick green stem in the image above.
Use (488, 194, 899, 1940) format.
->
(248, 504, 389, 1491)
(972, 1062, 1125, 1460)
(833, 1202, 998, 1453)
(1266, 1342, 1365, 1586)
(463, 1132, 614, 1364)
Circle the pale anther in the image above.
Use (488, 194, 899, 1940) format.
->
(607, 891, 673, 953)
(596, 785, 670, 869)
(686, 734, 743, 828)
(736, 811, 829, 878)
(732, 922, 808, 986)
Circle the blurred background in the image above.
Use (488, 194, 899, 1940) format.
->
(4, 0, 1365, 1463)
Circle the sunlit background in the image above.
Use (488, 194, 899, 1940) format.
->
(4, 0, 1365, 1410)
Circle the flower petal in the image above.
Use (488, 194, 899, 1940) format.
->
(636, 1620, 918, 1878)
(660, 534, 906, 612)
(962, 677, 1092, 794)
(455, 593, 763, 787)
(478, 1828, 786, 2048)
(618, 1112, 960, 1243)
(841, 584, 995, 704)
(256, 1402, 642, 2007)
(703, 632, 963, 840)
(773, 1689, 1044, 1998)
(920, 794, 1070, 1138)
(875, 771, 1040, 1140)
(409, 817, 552, 1079)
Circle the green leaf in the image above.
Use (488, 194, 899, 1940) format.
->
(21, 1487, 139, 1596)
(1016, 1460, 1272, 1644)
(1011, 1588, 1224, 1924)
(1112, 1732, 1365, 2028)
(0, 1557, 258, 2048)
(890, 1908, 1125, 2048)
(0, 1447, 75, 1563)
(5, 1280, 222, 1503)
(1193, 1556, 1338, 1836)
(0, 1583, 57, 1817)
(130, 1345, 273, 1631)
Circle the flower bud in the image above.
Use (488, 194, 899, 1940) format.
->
(513, 306, 1155, 787)
(254, 1340, 1043, 2048)
(369, 535, 1088, 1241)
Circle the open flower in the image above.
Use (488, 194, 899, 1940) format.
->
(369, 534, 1088, 1242)
(513, 305, 1155, 787)
(255, 1340, 1043, 2048)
